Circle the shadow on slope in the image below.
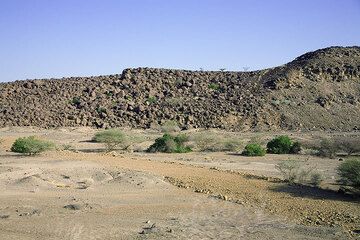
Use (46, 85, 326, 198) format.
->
(269, 183, 360, 203)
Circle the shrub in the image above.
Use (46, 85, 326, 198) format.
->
(267, 136, 301, 154)
(275, 159, 301, 183)
(96, 107, 107, 114)
(334, 137, 360, 156)
(70, 97, 81, 105)
(242, 144, 266, 156)
(316, 139, 337, 158)
(223, 139, 244, 152)
(147, 134, 192, 153)
(60, 144, 76, 151)
(160, 120, 181, 133)
(296, 168, 313, 184)
(208, 83, 220, 90)
(193, 132, 219, 151)
(11, 136, 54, 155)
(146, 96, 157, 104)
(276, 159, 324, 185)
(105, 91, 113, 97)
(192, 132, 243, 152)
(310, 172, 324, 187)
(337, 158, 360, 190)
(290, 141, 302, 154)
(314, 137, 360, 158)
(92, 129, 128, 152)
(267, 136, 292, 154)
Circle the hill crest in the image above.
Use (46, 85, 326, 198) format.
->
(1, 46, 359, 131)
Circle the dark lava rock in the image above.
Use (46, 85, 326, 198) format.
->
(0, 46, 360, 131)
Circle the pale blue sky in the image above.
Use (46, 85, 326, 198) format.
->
(0, 0, 359, 82)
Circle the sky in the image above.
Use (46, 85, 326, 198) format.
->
(0, 0, 359, 82)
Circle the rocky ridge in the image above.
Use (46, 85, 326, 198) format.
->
(0, 46, 359, 131)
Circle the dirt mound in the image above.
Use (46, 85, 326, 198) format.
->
(0, 46, 359, 131)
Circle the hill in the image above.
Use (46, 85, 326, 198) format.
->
(1, 46, 359, 131)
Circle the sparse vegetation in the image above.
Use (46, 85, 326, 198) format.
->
(275, 159, 301, 183)
(147, 133, 192, 153)
(164, 97, 185, 106)
(315, 138, 337, 158)
(105, 91, 113, 97)
(208, 83, 220, 90)
(60, 144, 76, 151)
(290, 141, 302, 154)
(160, 120, 180, 133)
(223, 139, 244, 152)
(69, 97, 81, 105)
(249, 134, 267, 146)
(193, 132, 219, 151)
(275, 159, 323, 186)
(313, 136, 360, 158)
(96, 107, 107, 114)
(296, 168, 313, 184)
(125, 95, 133, 101)
(242, 143, 266, 156)
(0, 138, 3, 151)
(11, 136, 54, 155)
(337, 158, 360, 190)
(192, 132, 243, 152)
(92, 129, 128, 152)
(310, 172, 324, 187)
(267, 136, 301, 154)
(337, 137, 360, 156)
(146, 96, 157, 104)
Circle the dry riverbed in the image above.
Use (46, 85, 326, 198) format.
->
(0, 127, 359, 239)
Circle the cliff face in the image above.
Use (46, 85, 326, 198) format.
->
(1, 46, 360, 131)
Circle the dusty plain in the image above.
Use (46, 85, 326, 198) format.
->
(0, 127, 359, 239)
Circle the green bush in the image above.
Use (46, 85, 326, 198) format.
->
(267, 136, 301, 154)
(147, 134, 192, 153)
(290, 141, 302, 154)
(92, 129, 128, 152)
(208, 83, 220, 90)
(70, 97, 81, 105)
(337, 158, 360, 190)
(105, 91, 113, 97)
(96, 107, 107, 114)
(146, 96, 157, 104)
(11, 136, 54, 155)
(242, 144, 266, 156)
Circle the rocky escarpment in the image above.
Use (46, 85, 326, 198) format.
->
(1, 46, 360, 131)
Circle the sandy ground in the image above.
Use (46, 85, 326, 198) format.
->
(0, 127, 359, 239)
